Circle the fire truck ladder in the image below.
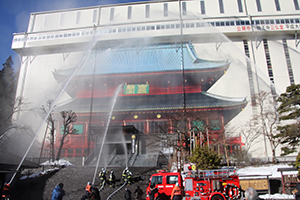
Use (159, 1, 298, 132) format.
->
(193, 169, 237, 178)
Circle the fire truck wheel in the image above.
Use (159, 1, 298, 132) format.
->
(211, 194, 225, 200)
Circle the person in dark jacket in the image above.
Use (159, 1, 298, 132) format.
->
(124, 188, 132, 200)
(148, 184, 159, 200)
(51, 183, 65, 200)
(90, 187, 101, 200)
(134, 186, 143, 200)
(293, 175, 300, 200)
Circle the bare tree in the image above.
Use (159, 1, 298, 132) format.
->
(41, 100, 56, 162)
(252, 91, 283, 163)
(0, 97, 28, 138)
(56, 110, 77, 161)
(239, 120, 261, 155)
(148, 112, 225, 170)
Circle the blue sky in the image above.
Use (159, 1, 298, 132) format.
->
(0, 0, 144, 70)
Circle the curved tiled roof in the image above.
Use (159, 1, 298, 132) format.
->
(54, 43, 230, 76)
(58, 92, 247, 113)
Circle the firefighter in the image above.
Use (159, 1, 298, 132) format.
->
(126, 169, 132, 185)
(2, 183, 11, 200)
(108, 170, 116, 188)
(122, 167, 128, 182)
(99, 168, 107, 186)
(171, 182, 183, 200)
(81, 182, 92, 200)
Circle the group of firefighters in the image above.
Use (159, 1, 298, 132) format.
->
(98, 167, 133, 188)
(80, 167, 135, 200)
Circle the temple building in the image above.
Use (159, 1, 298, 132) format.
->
(11, 0, 300, 163)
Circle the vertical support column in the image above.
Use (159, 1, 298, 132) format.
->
(145, 119, 149, 134)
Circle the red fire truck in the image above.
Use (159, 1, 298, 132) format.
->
(146, 169, 241, 200)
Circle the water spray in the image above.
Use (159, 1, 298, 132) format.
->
(7, 39, 99, 185)
(92, 82, 124, 185)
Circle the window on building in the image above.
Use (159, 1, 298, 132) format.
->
(237, 0, 243, 12)
(164, 3, 168, 17)
(210, 119, 220, 130)
(200, 1, 206, 14)
(219, 0, 224, 13)
(274, 0, 281, 11)
(75, 11, 81, 24)
(294, 0, 300, 10)
(182, 2, 187, 15)
(127, 6, 132, 20)
(263, 39, 275, 84)
(92, 9, 97, 23)
(60, 124, 84, 134)
(243, 40, 256, 107)
(145, 5, 150, 18)
(282, 38, 295, 85)
(110, 8, 114, 21)
(43, 15, 48, 28)
(256, 0, 262, 12)
(192, 120, 205, 131)
(59, 13, 65, 26)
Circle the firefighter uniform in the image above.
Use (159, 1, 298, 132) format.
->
(99, 168, 107, 186)
(126, 170, 132, 185)
(171, 183, 183, 200)
(108, 171, 116, 188)
(2, 183, 11, 200)
(81, 182, 92, 200)
(122, 168, 128, 182)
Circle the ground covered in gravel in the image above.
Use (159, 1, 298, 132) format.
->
(10, 165, 160, 200)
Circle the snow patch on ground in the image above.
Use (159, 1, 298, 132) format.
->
(20, 159, 73, 180)
(237, 164, 298, 179)
(40, 159, 74, 167)
(259, 193, 295, 199)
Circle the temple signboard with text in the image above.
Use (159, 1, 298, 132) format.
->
(124, 84, 149, 95)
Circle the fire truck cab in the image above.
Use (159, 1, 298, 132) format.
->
(146, 169, 241, 200)
(146, 170, 183, 200)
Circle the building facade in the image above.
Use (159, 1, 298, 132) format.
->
(11, 0, 300, 160)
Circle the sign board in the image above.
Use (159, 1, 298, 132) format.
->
(236, 24, 300, 32)
(124, 84, 149, 95)
(239, 179, 269, 191)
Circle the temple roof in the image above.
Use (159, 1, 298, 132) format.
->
(53, 43, 230, 76)
(57, 91, 247, 123)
